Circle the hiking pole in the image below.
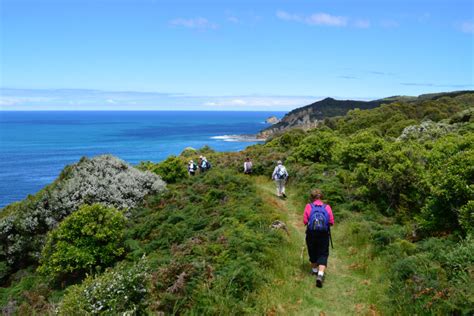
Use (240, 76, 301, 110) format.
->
(300, 238, 306, 271)
(329, 227, 334, 249)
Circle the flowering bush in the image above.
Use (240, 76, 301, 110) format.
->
(58, 258, 150, 315)
(0, 155, 165, 283)
(38, 204, 126, 279)
(397, 120, 458, 142)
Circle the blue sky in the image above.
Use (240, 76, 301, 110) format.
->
(0, 0, 473, 110)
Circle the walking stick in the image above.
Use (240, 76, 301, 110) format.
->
(329, 227, 334, 249)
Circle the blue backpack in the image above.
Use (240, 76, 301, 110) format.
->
(307, 203, 330, 232)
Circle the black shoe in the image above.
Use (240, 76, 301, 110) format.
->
(316, 274, 324, 288)
(282, 193, 287, 198)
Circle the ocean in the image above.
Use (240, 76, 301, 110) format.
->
(0, 111, 285, 208)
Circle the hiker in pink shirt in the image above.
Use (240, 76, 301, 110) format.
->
(303, 189, 334, 288)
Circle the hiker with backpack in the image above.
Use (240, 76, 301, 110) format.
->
(272, 160, 288, 198)
(243, 157, 253, 174)
(188, 160, 197, 176)
(199, 156, 211, 173)
(303, 189, 334, 288)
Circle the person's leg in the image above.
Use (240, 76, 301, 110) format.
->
(315, 233, 330, 287)
(275, 180, 281, 196)
(306, 232, 319, 273)
(281, 179, 286, 197)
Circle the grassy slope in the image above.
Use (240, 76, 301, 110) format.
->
(253, 177, 389, 315)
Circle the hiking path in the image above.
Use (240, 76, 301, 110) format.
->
(254, 176, 386, 316)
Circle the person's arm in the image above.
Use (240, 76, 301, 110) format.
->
(244, 162, 247, 171)
(303, 203, 311, 225)
(325, 204, 334, 226)
(271, 167, 277, 179)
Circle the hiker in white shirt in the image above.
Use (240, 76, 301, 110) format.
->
(244, 157, 253, 174)
(272, 160, 288, 198)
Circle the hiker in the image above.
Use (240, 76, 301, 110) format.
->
(188, 160, 197, 176)
(243, 157, 253, 174)
(271, 160, 288, 197)
(303, 189, 334, 288)
(199, 156, 211, 173)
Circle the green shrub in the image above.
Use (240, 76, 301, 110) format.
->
(459, 201, 474, 235)
(265, 129, 306, 149)
(371, 224, 408, 252)
(420, 149, 474, 235)
(388, 237, 474, 315)
(180, 147, 198, 157)
(153, 156, 188, 183)
(335, 130, 385, 169)
(38, 204, 126, 279)
(353, 141, 429, 218)
(291, 130, 341, 163)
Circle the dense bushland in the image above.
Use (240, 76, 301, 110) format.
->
(122, 170, 283, 314)
(1, 168, 284, 314)
(1, 91, 473, 314)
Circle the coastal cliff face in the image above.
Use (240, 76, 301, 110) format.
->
(257, 97, 387, 139)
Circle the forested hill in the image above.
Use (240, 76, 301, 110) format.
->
(1, 91, 473, 315)
(258, 90, 473, 138)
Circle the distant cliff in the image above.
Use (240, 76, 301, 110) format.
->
(257, 97, 388, 138)
(257, 90, 473, 139)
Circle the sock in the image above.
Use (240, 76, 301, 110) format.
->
(318, 271, 324, 276)
(312, 268, 318, 273)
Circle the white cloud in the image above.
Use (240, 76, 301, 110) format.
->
(306, 13, 347, 27)
(460, 21, 474, 34)
(277, 10, 369, 28)
(276, 10, 301, 22)
(0, 96, 53, 106)
(354, 19, 370, 29)
(203, 96, 317, 107)
(169, 17, 217, 30)
(0, 88, 320, 111)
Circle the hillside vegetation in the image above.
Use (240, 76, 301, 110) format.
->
(1, 91, 473, 315)
(258, 90, 473, 139)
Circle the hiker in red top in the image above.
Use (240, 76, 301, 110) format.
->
(303, 189, 334, 288)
